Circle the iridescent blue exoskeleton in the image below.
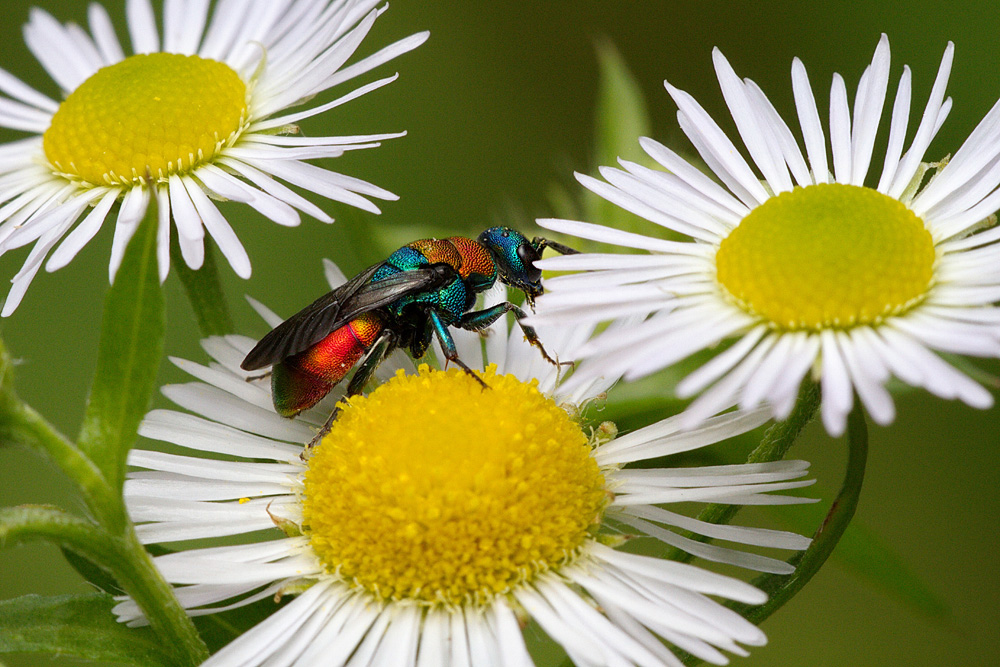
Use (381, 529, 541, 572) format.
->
(241, 227, 577, 446)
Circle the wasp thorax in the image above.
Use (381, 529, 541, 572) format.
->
(43, 53, 247, 186)
(301, 365, 607, 606)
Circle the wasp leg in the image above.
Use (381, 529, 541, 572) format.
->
(304, 328, 398, 454)
(457, 302, 570, 369)
(428, 309, 488, 389)
(244, 370, 272, 382)
(531, 236, 580, 256)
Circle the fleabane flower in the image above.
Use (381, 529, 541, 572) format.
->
(117, 263, 815, 666)
(529, 35, 1000, 436)
(0, 0, 428, 315)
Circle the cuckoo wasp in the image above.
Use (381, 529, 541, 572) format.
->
(240, 227, 577, 445)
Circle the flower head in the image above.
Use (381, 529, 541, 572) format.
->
(530, 35, 1000, 435)
(0, 0, 428, 314)
(117, 264, 814, 666)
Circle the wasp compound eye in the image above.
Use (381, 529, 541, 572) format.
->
(517, 243, 542, 283)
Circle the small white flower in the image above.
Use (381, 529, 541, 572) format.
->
(117, 262, 815, 666)
(530, 35, 1000, 436)
(0, 0, 428, 314)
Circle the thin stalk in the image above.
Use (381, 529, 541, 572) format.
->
(0, 341, 121, 527)
(173, 237, 235, 337)
(680, 401, 870, 666)
(0, 507, 209, 666)
(666, 380, 821, 564)
(110, 529, 210, 666)
(733, 400, 869, 623)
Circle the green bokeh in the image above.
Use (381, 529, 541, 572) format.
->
(2, 1, 999, 665)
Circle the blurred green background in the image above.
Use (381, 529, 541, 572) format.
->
(2, 1, 999, 665)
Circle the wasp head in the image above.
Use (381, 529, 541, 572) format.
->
(478, 226, 544, 306)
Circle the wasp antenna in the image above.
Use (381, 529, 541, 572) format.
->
(532, 237, 580, 256)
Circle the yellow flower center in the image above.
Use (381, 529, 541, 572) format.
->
(302, 364, 607, 606)
(43, 53, 247, 186)
(715, 183, 936, 330)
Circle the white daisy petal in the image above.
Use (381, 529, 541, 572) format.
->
(665, 82, 770, 206)
(488, 602, 534, 667)
(876, 65, 913, 192)
(23, 8, 94, 91)
(197, 581, 334, 667)
(0, 67, 58, 112)
(196, 0, 244, 61)
(108, 186, 151, 282)
(126, 0, 160, 54)
(0, 98, 52, 133)
(298, 595, 381, 667)
(829, 73, 853, 184)
(0, 0, 422, 314)
(530, 36, 1000, 435)
(713, 48, 792, 194)
(154, 184, 172, 283)
(180, 175, 252, 278)
(639, 136, 749, 217)
(743, 79, 813, 188)
(167, 174, 205, 270)
(850, 34, 891, 186)
(119, 256, 811, 664)
(45, 188, 119, 272)
(87, 3, 126, 65)
(887, 42, 955, 198)
(791, 57, 828, 183)
(327, 31, 431, 90)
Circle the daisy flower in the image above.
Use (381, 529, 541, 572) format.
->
(528, 35, 1000, 436)
(116, 262, 815, 667)
(0, 0, 428, 315)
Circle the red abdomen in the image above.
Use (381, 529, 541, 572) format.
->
(272, 312, 384, 417)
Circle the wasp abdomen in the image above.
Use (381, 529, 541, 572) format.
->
(272, 312, 384, 417)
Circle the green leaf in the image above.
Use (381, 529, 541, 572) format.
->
(585, 40, 659, 243)
(194, 595, 291, 653)
(1, 508, 209, 666)
(0, 593, 174, 667)
(0, 506, 115, 565)
(61, 547, 125, 596)
(77, 201, 166, 495)
(172, 237, 235, 337)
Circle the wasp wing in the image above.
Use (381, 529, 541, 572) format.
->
(241, 263, 454, 370)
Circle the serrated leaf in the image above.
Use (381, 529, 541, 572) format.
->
(77, 203, 165, 492)
(0, 593, 174, 667)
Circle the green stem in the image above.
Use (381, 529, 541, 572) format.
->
(110, 529, 210, 666)
(0, 342, 121, 527)
(678, 402, 870, 667)
(733, 400, 869, 623)
(0, 506, 118, 564)
(0, 506, 210, 666)
(666, 381, 822, 564)
(172, 237, 234, 337)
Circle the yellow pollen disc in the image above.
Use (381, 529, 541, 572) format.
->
(715, 183, 936, 330)
(43, 53, 247, 186)
(302, 364, 607, 606)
